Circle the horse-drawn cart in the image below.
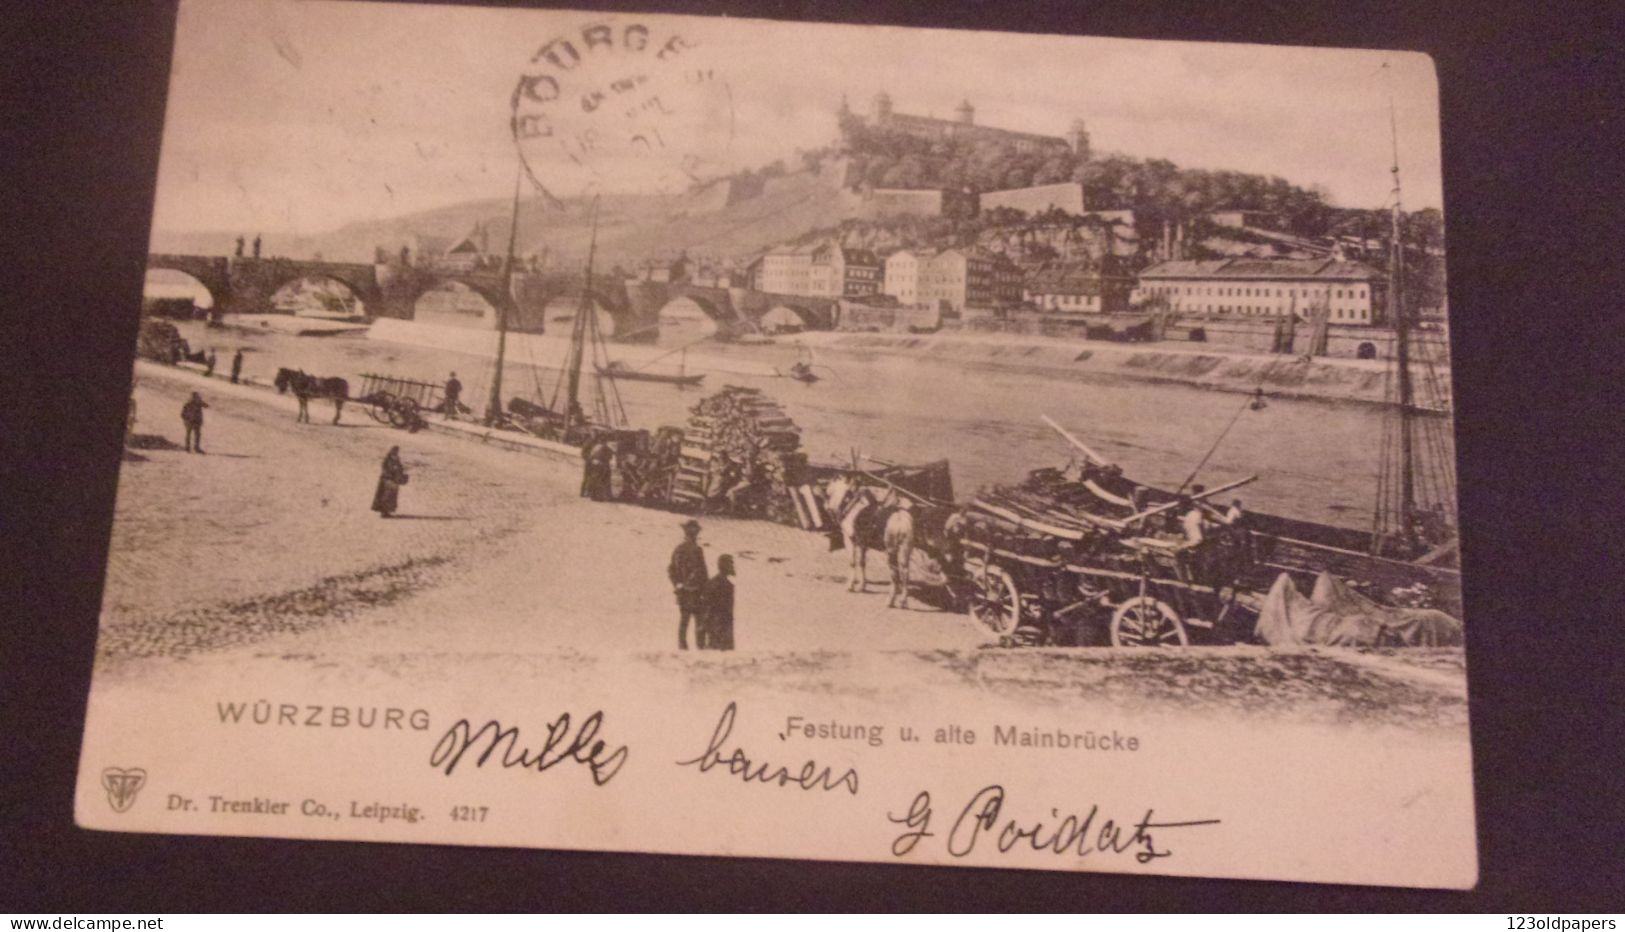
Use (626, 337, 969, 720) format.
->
(358, 372, 442, 431)
(955, 466, 1260, 647)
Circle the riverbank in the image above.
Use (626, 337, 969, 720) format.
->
(791, 329, 1450, 408)
(166, 317, 1430, 528)
(359, 316, 1451, 408)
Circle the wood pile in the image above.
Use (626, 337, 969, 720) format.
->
(670, 386, 806, 522)
(968, 468, 1132, 547)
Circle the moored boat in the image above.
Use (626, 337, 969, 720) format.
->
(594, 360, 704, 386)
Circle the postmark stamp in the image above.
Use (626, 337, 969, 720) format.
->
(510, 18, 735, 200)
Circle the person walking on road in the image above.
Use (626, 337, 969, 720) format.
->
(230, 349, 244, 384)
(204, 350, 217, 378)
(442, 372, 462, 418)
(702, 554, 736, 651)
(372, 446, 409, 518)
(584, 440, 615, 501)
(668, 519, 708, 650)
(180, 392, 208, 454)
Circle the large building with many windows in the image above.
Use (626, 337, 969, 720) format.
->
(756, 241, 882, 299)
(1024, 263, 1135, 314)
(1134, 257, 1387, 324)
(884, 247, 1021, 316)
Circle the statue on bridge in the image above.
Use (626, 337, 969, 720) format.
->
(235, 236, 244, 257)
(252, 235, 262, 259)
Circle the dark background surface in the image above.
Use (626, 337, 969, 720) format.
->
(3, 0, 1622, 912)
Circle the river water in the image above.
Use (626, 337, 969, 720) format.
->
(170, 320, 1454, 531)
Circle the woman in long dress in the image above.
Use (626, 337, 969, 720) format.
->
(372, 446, 408, 518)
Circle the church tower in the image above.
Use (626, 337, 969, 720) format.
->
(1068, 118, 1091, 158)
(955, 99, 975, 125)
(871, 91, 892, 125)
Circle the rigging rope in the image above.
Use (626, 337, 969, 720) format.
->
(1175, 389, 1257, 494)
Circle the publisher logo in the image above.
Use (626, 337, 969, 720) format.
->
(101, 767, 147, 813)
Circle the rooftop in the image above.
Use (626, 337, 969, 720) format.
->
(1138, 257, 1382, 281)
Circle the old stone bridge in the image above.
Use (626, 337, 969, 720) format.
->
(147, 253, 839, 338)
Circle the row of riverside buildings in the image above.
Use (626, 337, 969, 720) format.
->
(740, 239, 1387, 326)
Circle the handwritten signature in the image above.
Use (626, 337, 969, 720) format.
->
(429, 710, 628, 786)
(677, 702, 859, 795)
(888, 785, 1218, 862)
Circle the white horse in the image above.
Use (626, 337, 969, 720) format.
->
(826, 476, 906, 595)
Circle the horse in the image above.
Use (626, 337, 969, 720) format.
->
(274, 367, 349, 424)
(825, 476, 902, 593)
(826, 473, 968, 608)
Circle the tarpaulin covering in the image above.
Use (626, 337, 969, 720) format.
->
(1255, 571, 1463, 647)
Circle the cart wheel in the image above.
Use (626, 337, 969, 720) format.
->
(387, 397, 419, 429)
(366, 392, 395, 425)
(1109, 596, 1188, 647)
(969, 562, 1021, 637)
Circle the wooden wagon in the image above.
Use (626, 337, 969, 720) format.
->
(357, 372, 443, 431)
(954, 466, 1261, 647)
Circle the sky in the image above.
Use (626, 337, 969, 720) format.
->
(150, 0, 1444, 236)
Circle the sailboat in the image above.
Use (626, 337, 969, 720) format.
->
(1034, 73, 1459, 612)
(1369, 65, 1457, 566)
(1236, 67, 1458, 603)
(483, 187, 629, 446)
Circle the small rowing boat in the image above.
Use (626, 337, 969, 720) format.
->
(595, 360, 705, 387)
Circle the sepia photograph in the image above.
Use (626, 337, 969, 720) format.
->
(75, 0, 1475, 889)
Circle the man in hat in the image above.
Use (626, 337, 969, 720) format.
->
(180, 391, 208, 454)
(667, 519, 708, 650)
(883, 495, 915, 609)
(230, 348, 244, 384)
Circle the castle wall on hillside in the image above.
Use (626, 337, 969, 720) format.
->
(980, 182, 1086, 216)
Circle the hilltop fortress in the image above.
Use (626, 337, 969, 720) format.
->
(846, 91, 1089, 157)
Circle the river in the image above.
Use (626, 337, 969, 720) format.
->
(168, 319, 1454, 530)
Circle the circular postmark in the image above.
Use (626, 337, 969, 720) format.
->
(510, 17, 735, 201)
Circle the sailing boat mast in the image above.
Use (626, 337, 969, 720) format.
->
(561, 197, 601, 433)
(485, 165, 525, 426)
(1389, 93, 1417, 545)
(1372, 61, 1420, 556)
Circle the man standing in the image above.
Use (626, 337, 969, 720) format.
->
(443, 372, 462, 417)
(667, 519, 708, 650)
(1181, 496, 1208, 546)
(180, 392, 208, 454)
(703, 554, 736, 651)
(884, 496, 915, 609)
(230, 349, 244, 384)
(204, 349, 217, 378)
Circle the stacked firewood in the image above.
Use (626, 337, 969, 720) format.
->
(670, 386, 806, 522)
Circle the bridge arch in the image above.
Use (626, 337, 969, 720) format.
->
(760, 303, 815, 333)
(235, 260, 380, 315)
(657, 295, 722, 339)
(269, 273, 370, 315)
(145, 254, 230, 312)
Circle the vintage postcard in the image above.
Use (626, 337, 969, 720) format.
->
(78, 0, 1473, 888)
